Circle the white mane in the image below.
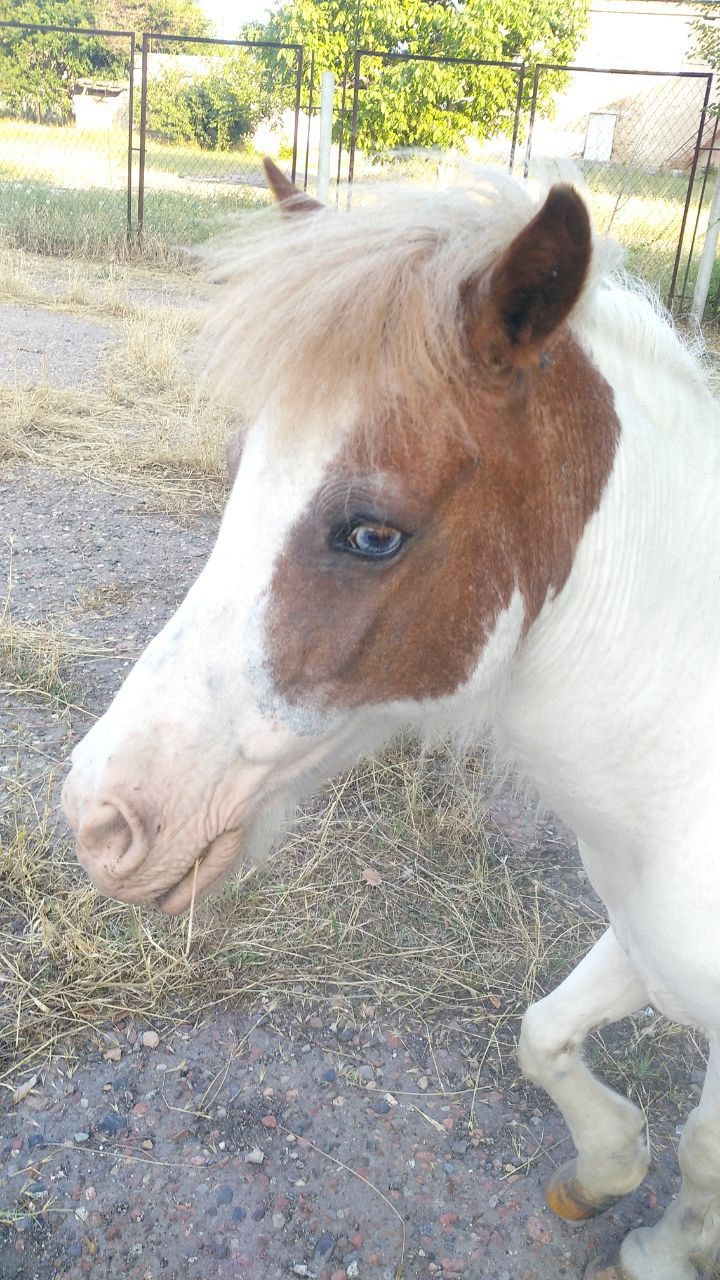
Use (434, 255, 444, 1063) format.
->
(201, 168, 716, 444)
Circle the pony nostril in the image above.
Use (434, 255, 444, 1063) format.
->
(77, 799, 149, 875)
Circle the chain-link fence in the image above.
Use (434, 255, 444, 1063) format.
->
(343, 50, 525, 187)
(0, 20, 135, 255)
(523, 64, 714, 304)
(0, 18, 718, 312)
(136, 32, 303, 249)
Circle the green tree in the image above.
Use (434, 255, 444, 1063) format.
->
(0, 0, 125, 121)
(261, 0, 589, 152)
(690, 7, 719, 70)
(145, 51, 271, 149)
(96, 0, 210, 38)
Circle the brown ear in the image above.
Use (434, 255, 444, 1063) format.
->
(469, 185, 591, 365)
(263, 156, 323, 216)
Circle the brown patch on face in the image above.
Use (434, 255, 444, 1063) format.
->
(265, 330, 620, 710)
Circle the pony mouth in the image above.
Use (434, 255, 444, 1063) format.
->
(155, 828, 245, 916)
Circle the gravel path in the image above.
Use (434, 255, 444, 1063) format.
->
(0, 307, 116, 389)
(0, 1005, 684, 1280)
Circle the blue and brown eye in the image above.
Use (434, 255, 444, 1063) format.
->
(334, 521, 406, 559)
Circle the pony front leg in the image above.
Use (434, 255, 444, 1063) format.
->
(589, 1038, 720, 1280)
(519, 927, 650, 1218)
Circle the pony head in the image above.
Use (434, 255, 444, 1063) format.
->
(62, 162, 617, 913)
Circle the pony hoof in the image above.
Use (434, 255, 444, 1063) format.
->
(584, 1252, 632, 1280)
(545, 1160, 620, 1221)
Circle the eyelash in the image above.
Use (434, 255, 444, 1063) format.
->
(332, 520, 406, 560)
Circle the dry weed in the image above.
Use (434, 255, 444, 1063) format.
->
(0, 742, 599, 1083)
(0, 305, 229, 511)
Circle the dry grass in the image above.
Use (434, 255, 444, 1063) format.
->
(0, 299, 229, 511)
(0, 742, 599, 1085)
(0, 617, 77, 707)
(1, 742, 703, 1127)
(0, 242, 198, 320)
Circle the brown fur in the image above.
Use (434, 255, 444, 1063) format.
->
(201, 172, 611, 451)
(266, 330, 619, 708)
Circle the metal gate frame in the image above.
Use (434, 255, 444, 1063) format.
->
(0, 18, 136, 242)
(345, 48, 525, 185)
(136, 31, 304, 239)
(524, 62, 714, 307)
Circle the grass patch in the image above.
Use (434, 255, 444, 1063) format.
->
(0, 299, 230, 510)
(0, 120, 270, 258)
(1, 742, 703, 1126)
(0, 742, 601, 1084)
(0, 618, 78, 707)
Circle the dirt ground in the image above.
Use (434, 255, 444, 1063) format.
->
(0, 293, 706, 1280)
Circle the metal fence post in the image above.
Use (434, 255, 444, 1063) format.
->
(291, 45, 303, 184)
(136, 31, 149, 243)
(126, 31, 135, 242)
(668, 71, 712, 307)
(317, 72, 335, 201)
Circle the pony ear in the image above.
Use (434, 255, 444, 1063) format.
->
(263, 157, 323, 216)
(468, 185, 591, 366)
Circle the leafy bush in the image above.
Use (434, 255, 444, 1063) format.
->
(145, 53, 269, 150)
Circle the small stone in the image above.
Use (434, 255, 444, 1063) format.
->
(261, 1115, 277, 1129)
(357, 1065, 374, 1082)
(252, 1206, 266, 1221)
(14, 1217, 32, 1234)
(314, 1231, 335, 1262)
(322, 1068, 337, 1084)
(74, 1132, 90, 1143)
(418, 1075, 429, 1091)
(27, 1133, 46, 1151)
(217, 1185, 234, 1205)
(244, 1148, 264, 1165)
(231, 1206, 246, 1222)
(526, 1214, 551, 1245)
(141, 1140, 153, 1151)
(97, 1114, 126, 1136)
(373, 1100, 391, 1116)
(103, 1047, 122, 1063)
(271, 1211, 285, 1229)
(141, 1031, 160, 1049)
(347, 1264, 359, 1278)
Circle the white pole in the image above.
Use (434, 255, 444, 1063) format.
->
(691, 162, 720, 323)
(316, 72, 335, 203)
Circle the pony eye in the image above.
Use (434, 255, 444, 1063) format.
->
(337, 522, 405, 559)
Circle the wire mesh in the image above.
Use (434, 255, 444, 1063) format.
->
(525, 65, 713, 304)
(136, 33, 303, 251)
(0, 21, 135, 256)
(345, 50, 525, 189)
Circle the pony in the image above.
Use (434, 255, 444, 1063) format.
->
(62, 159, 720, 1280)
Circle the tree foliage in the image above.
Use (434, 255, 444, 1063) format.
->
(0, 0, 210, 121)
(261, 0, 589, 151)
(145, 52, 269, 149)
(691, 9, 720, 72)
(96, 0, 210, 38)
(0, 0, 125, 121)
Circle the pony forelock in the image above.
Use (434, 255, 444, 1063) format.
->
(198, 167, 705, 450)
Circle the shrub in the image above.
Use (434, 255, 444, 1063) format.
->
(145, 52, 269, 150)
